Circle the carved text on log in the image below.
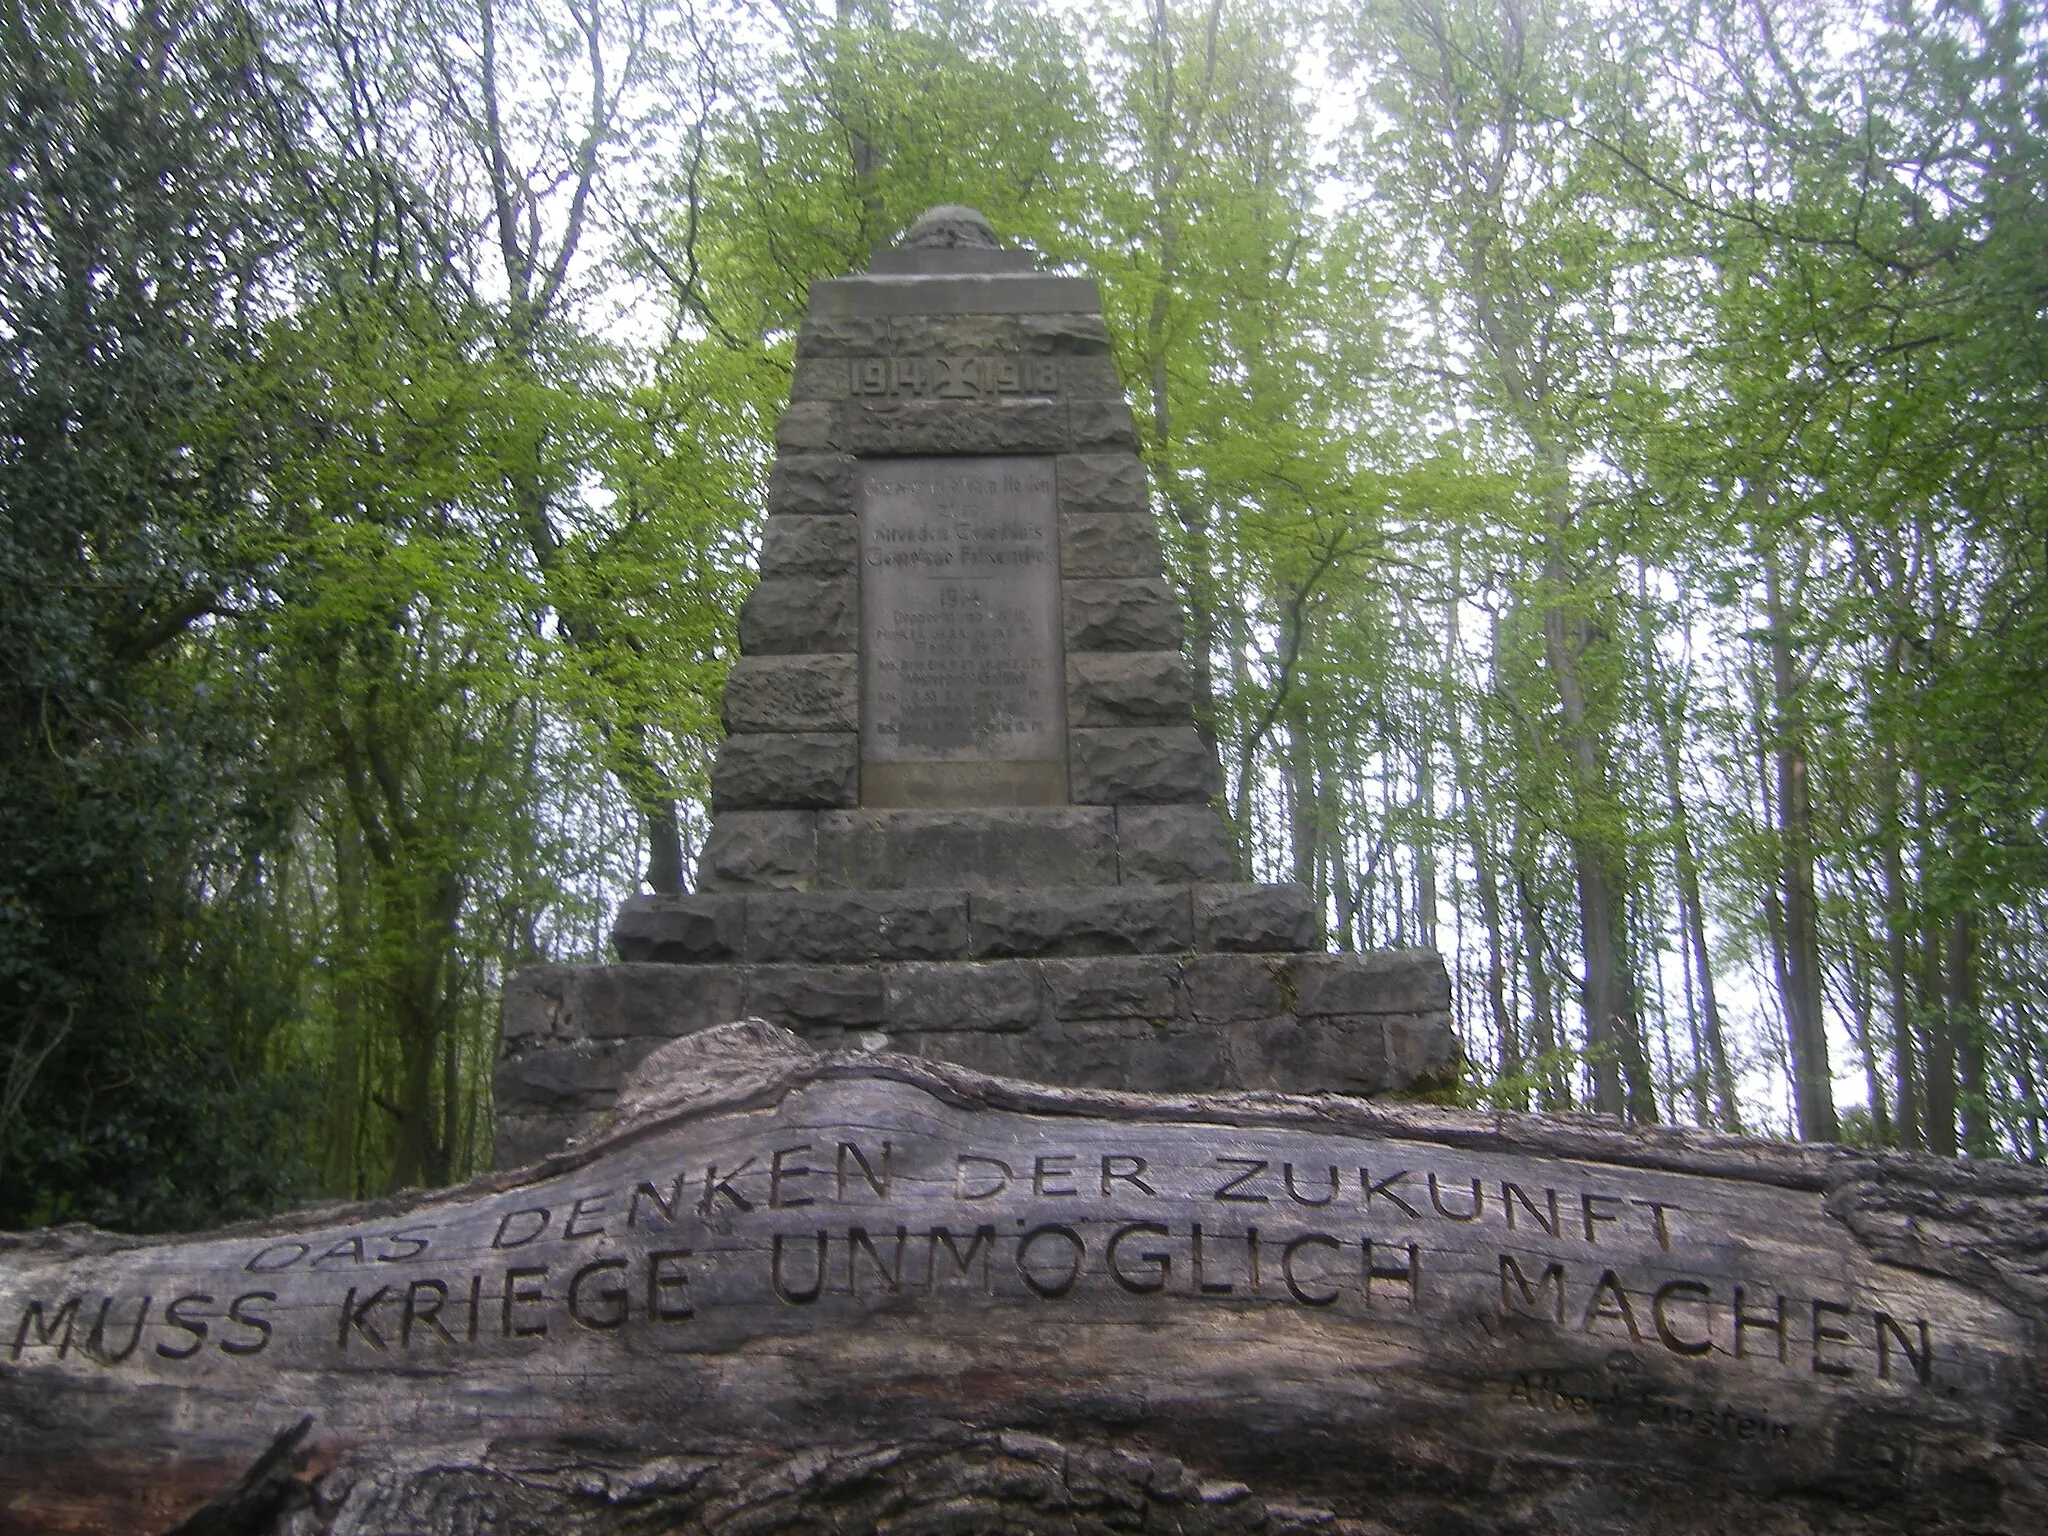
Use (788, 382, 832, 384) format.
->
(1, 1025, 2042, 1534)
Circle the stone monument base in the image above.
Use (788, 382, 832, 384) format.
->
(495, 873, 1455, 1166)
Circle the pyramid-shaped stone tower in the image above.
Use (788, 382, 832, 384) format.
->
(495, 208, 1455, 1164)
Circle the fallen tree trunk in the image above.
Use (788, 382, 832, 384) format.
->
(2, 1021, 2044, 1534)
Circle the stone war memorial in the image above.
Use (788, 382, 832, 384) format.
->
(2, 209, 2046, 1536)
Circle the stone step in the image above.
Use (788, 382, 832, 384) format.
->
(708, 726, 1221, 812)
(611, 882, 1323, 965)
(697, 805, 1234, 892)
(494, 947, 1457, 1168)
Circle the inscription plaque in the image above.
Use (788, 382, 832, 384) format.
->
(860, 455, 1066, 806)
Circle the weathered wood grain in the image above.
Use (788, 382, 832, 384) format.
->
(2, 1020, 2044, 1535)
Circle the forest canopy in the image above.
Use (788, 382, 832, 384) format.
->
(1, 0, 2042, 1231)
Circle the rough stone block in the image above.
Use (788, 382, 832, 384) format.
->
(1043, 956, 1180, 1019)
(886, 961, 1044, 1032)
(1057, 454, 1148, 515)
(816, 808, 1116, 890)
(493, 1037, 657, 1109)
(1067, 650, 1189, 724)
(1019, 311, 1114, 352)
(696, 811, 818, 891)
(838, 399, 1067, 455)
(1288, 949, 1453, 1017)
(1056, 354, 1127, 398)
(710, 733, 859, 811)
(722, 654, 858, 734)
(789, 356, 854, 401)
(545, 963, 747, 1040)
(1195, 883, 1321, 953)
(895, 1030, 1030, 1080)
(809, 273, 1101, 318)
(1382, 1010, 1462, 1089)
(738, 576, 857, 655)
(1061, 514, 1162, 579)
(882, 314, 1020, 353)
(760, 515, 858, 580)
(767, 453, 856, 515)
(774, 401, 837, 451)
(1124, 1025, 1227, 1092)
(494, 1110, 603, 1169)
(794, 315, 890, 356)
(1068, 398, 1139, 450)
(501, 965, 571, 1041)
(1020, 1020, 1131, 1088)
(1070, 727, 1218, 804)
(743, 890, 969, 963)
(1116, 805, 1236, 883)
(612, 893, 744, 963)
(1227, 1015, 1392, 1096)
(969, 887, 1191, 958)
(743, 964, 887, 1028)
(1064, 578, 1182, 651)
(1179, 955, 1284, 1022)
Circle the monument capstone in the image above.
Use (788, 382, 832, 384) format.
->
(493, 206, 1459, 1166)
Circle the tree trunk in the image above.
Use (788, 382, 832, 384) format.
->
(1918, 776, 1959, 1158)
(1950, 909, 1991, 1155)
(1511, 839, 1571, 1112)
(1923, 916, 1959, 1159)
(1445, 575, 1518, 1104)
(3, 1023, 2043, 1535)
(1878, 745, 1922, 1150)
(1327, 752, 1360, 953)
(388, 871, 465, 1192)
(476, 0, 686, 898)
(1764, 546, 1838, 1142)
(1414, 735, 1441, 951)
(1534, 480, 1651, 1122)
(1642, 595, 1740, 1133)
(322, 823, 369, 1196)
(834, 0, 890, 237)
(1471, 825, 1522, 1107)
(1844, 925, 1893, 1146)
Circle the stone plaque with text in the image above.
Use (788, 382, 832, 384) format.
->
(860, 456, 1065, 806)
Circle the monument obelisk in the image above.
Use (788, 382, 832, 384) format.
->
(494, 206, 1458, 1164)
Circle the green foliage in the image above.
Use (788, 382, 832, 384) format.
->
(0, 0, 326, 1227)
(642, 0, 1101, 339)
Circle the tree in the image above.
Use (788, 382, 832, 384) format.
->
(1334, 0, 1668, 1119)
(0, 0, 322, 1226)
